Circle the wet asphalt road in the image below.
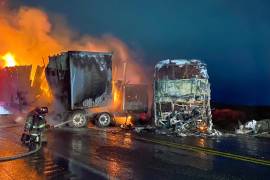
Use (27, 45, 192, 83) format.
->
(0, 124, 269, 180)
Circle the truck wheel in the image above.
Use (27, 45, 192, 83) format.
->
(96, 113, 111, 128)
(68, 111, 87, 128)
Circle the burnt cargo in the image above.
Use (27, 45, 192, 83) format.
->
(45, 51, 112, 110)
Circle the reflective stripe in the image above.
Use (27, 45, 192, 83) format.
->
(32, 124, 46, 128)
(30, 133, 39, 136)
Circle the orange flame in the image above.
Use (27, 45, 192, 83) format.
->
(1, 52, 17, 67)
(114, 115, 133, 126)
(112, 81, 123, 111)
(40, 79, 53, 100)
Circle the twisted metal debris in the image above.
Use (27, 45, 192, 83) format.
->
(153, 59, 214, 135)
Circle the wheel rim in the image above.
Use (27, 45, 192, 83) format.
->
(99, 114, 110, 126)
(73, 114, 85, 127)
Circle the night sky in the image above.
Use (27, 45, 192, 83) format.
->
(11, 0, 270, 105)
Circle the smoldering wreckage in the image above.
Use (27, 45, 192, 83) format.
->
(0, 51, 269, 138)
(153, 59, 217, 136)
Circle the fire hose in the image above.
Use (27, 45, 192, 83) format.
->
(0, 141, 42, 162)
(52, 119, 73, 128)
(0, 120, 72, 162)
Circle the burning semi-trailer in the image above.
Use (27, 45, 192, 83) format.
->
(0, 64, 46, 113)
(45, 51, 148, 128)
(153, 59, 213, 134)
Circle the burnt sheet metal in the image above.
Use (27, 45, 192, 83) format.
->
(0, 66, 33, 111)
(46, 53, 70, 110)
(0, 65, 46, 113)
(46, 51, 112, 110)
(124, 84, 148, 113)
(153, 59, 212, 134)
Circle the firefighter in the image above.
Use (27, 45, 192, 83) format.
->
(21, 107, 49, 147)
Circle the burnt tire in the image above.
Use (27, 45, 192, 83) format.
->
(68, 110, 87, 128)
(95, 113, 111, 128)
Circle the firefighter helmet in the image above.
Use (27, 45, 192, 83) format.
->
(35, 107, 48, 115)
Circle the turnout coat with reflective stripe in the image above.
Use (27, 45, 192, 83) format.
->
(25, 112, 46, 134)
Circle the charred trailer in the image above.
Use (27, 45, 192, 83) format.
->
(0, 65, 45, 112)
(0, 66, 32, 111)
(45, 51, 112, 128)
(153, 59, 212, 133)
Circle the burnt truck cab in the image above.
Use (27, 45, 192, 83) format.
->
(122, 83, 148, 124)
(89, 82, 148, 127)
(154, 59, 212, 133)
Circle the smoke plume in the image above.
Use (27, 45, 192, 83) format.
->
(0, 4, 147, 83)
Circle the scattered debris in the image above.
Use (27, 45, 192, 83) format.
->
(134, 125, 156, 133)
(120, 123, 133, 130)
(236, 119, 270, 135)
(134, 125, 222, 137)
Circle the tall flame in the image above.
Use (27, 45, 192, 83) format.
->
(1, 52, 17, 67)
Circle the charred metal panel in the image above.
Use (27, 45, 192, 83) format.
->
(69, 51, 112, 109)
(0, 65, 47, 112)
(0, 66, 32, 110)
(46, 51, 112, 110)
(154, 59, 212, 133)
(124, 84, 148, 113)
(45, 53, 70, 110)
(155, 79, 210, 102)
